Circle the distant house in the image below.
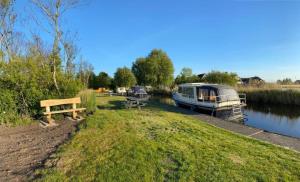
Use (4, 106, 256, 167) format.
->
(295, 80, 300, 84)
(241, 76, 265, 85)
(197, 73, 206, 80)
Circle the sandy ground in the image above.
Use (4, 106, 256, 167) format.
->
(0, 119, 81, 181)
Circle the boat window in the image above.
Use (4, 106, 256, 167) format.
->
(182, 87, 194, 98)
(209, 90, 217, 102)
(218, 89, 239, 101)
(178, 87, 182, 93)
(198, 88, 209, 101)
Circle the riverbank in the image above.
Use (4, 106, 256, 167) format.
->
(35, 96, 300, 181)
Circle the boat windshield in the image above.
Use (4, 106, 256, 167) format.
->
(218, 89, 239, 101)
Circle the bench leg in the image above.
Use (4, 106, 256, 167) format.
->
(45, 106, 56, 125)
(72, 103, 78, 119)
(45, 114, 56, 126)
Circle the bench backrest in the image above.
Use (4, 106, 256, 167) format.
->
(40, 97, 81, 107)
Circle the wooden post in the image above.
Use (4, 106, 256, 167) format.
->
(72, 103, 77, 119)
(46, 106, 54, 125)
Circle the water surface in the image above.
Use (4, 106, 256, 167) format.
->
(244, 103, 300, 139)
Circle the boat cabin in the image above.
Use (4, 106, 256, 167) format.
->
(173, 83, 246, 111)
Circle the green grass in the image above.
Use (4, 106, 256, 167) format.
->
(36, 96, 300, 181)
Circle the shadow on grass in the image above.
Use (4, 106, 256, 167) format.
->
(97, 100, 126, 110)
(147, 100, 200, 116)
(96, 96, 202, 117)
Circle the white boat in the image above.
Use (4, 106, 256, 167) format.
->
(172, 83, 246, 114)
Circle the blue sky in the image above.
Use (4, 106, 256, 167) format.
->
(16, 0, 300, 82)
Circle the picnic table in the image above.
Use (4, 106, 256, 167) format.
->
(125, 96, 148, 109)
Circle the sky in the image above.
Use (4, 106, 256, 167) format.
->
(15, 0, 300, 82)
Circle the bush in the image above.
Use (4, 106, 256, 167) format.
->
(0, 58, 84, 125)
(204, 71, 239, 86)
(78, 89, 97, 114)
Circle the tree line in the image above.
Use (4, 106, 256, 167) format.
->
(88, 49, 240, 91)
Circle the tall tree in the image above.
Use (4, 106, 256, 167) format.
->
(78, 57, 93, 88)
(175, 67, 200, 84)
(97, 72, 112, 88)
(132, 57, 156, 86)
(180, 67, 193, 77)
(147, 49, 174, 88)
(114, 67, 136, 88)
(132, 49, 174, 88)
(31, 0, 81, 94)
(0, 0, 16, 61)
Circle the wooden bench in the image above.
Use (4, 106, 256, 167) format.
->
(40, 97, 86, 125)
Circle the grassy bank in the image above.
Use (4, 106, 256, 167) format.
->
(36, 96, 300, 181)
(238, 87, 300, 106)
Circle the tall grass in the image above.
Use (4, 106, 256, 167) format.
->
(78, 89, 97, 114)
(238, 86, 300, 106)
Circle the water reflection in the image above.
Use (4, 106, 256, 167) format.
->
(246, 103, 300, 120)
(244, 103, 300, 138)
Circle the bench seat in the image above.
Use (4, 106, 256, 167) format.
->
(43, 108, 86, 115)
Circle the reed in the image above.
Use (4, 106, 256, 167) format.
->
(77, 89, 97, 114)
(238, 86, 300, 106)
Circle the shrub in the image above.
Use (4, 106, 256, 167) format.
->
(0, 58, 84, 125)
(204, 71, 239, 86)
(78, 89, 97, 114)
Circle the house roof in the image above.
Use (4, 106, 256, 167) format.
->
(241, 76, 264, 82)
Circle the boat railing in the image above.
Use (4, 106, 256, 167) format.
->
(197, 94, 246, 105)
(177, 93, 247, 105)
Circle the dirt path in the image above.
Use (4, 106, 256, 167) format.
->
(0, 119, 81, 181)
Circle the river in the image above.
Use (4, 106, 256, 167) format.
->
(244, 103, 300, 139)
(151, 96, 300, 139)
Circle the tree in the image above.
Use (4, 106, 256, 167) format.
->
(180, 67, 193, 77)
(131, 57, 156, 86)
(31, 0, 82, 94)
(114, 67, 136, 88)
(277, 78, 293, 85)
(0, 0, 17, 61)
(175, 68, 201, 84)
(204, 71, 239, 86)
(147, 49, 174, 87)
(97, 72, 112, 88)
(132, 49, 174, 88)
(78, 57, 93, 88)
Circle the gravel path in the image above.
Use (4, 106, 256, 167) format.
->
(0, 119, 80, 181)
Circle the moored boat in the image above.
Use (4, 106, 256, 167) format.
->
(173, 83, 246, 119)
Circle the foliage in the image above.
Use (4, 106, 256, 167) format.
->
(78, 89, 96, 114)
(132, 49, 174, 88)
(147, 49, 174, 87)
(175, 67, 201, 84)
(0, 57, 83, 124)
(114, 67, 136, 88)
(97, 72, 112, 88)
(204, 71, 239, 86)
(132, 57, 156, 86)
(277, 78, 293, 85)
(36, 96, 300, 181)
(180, 67, 193, 77)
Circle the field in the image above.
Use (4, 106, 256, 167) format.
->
(36, 96, 300, 181)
